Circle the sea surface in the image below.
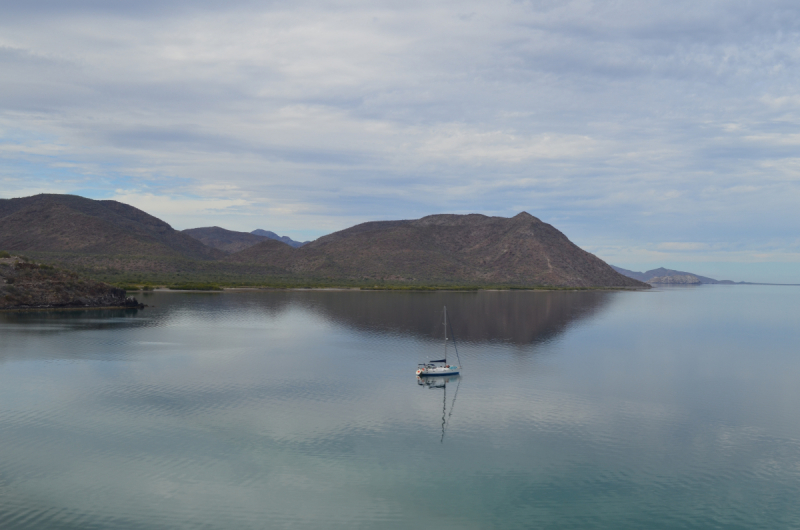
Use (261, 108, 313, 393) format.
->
(1, 286, 799, 529)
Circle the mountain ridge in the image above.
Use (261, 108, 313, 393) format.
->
(0, 194, 224, 260)
(250, 230, 308, 248)
(0, 194, 647, 288)
(227, 212, 646, 288)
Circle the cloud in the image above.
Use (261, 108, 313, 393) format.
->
(656, 242, 711, 251)
(0, 0, 799, 279)
(110, 191, 251, 218)
(418, 127, 602, 163)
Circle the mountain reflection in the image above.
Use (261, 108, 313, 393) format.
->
(0, 290, 619, 365)
(296, 290, 617, 345)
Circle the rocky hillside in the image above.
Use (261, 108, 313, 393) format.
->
(0, 194, 223, 260)
(0, 254, 142, 310)
(182, 226, 270, 254)
(227, 212, 647, 288)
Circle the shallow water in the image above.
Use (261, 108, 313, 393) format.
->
(1, 287, 799, 529)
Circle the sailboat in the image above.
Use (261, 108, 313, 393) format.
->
(416, 306, 461, 376)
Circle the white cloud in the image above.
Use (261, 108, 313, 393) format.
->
(110, 192, 251, 222)
(419, 127, 602, 163)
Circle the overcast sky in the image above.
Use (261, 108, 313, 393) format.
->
(1, 0, 799, 282)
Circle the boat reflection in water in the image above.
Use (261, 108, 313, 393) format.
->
(416, 375, 458, 388)
(417, 374, 461, 443)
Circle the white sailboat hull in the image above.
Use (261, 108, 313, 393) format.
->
(416, 366, 460, 376)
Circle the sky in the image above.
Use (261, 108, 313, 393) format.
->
(1, 0, 799, 283)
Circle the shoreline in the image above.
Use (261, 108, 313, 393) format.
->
(0, 305, 144, 313)
(130, 286, 650, 293)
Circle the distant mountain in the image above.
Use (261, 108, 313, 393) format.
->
(648, 274, 702, 285)
(0, 194, 223, 260)
(250, 229, 309, 248)
(611, 266, 734, 284)
(182, 226, 271, 254)
(228, 213, 647, 288)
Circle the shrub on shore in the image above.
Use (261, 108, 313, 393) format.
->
(169, 283, 223, 291)
(117, 284, 156, 292)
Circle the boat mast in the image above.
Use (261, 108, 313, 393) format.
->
(443, 306, 448, 362)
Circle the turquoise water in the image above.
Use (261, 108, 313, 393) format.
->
(1, 287, 799, 529)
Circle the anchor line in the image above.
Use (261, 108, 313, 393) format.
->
(447, 317, 463, 369)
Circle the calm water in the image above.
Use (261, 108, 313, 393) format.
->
(1, 287, 799, 529)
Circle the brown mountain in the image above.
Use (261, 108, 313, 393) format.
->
(0, 194, 223, 260)
(182, 226, 270, 254)
(1, 195, 646, 288)
(226, 212, 647, 288)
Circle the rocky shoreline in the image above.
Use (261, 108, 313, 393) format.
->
(0, 255, 143, 311)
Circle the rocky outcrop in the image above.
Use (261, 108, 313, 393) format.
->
(0, 257, 143, 310)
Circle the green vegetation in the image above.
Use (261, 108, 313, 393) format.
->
(116, 285, 156, 292)
(168, 283, 223, 291)
(0, 251, 10, 259)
